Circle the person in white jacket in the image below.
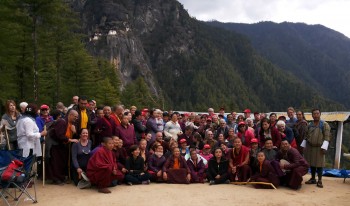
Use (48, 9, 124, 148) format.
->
(17, 104, 47, 157)
(164, 113, 182, 141)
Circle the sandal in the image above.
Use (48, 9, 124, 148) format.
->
(305, 178, 316, 184)
(317, 180, 323, 188)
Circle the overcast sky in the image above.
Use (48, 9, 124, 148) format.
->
(177, 0, 350, 38)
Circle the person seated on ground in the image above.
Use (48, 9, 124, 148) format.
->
(179, 138, 190, 159)
(192, 132, 205, 151)
(250, 152, 280, 189)
(262, 138, 277, 161)
(112, 136, 128, 180)
(207, 147, 230, 185)
(87, 137, 124, 193)
(139, 139, 149, 166)
(125, 145, 151, 185)
(71, 128, 92, 185)
(236, 122, 254, 146)
(115, 139, 128, 166)
(199, 144, 213, 167)
(186, 149, 206, 183)
(229, 137, 251, 182)
(163, 147, 191, 184)
(276, 139, 309, 190)
(249, 138, 260, 174)
(148, 144, 166, 182)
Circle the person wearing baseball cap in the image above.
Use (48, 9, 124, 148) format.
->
(199, 144, 213, 167)
(243, 108, 251, 119)
(249, 138, 260, 174)
(179, 139, 189, 159)
(36, 104, 54, 137)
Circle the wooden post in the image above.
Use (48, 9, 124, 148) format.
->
(334, 121, 343, 169)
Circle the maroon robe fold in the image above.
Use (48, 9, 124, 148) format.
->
(87, 146, 124, 188)
(250, 160, 280, 189)
(163, 155, 190, 184)
(276, 147, 309, 189)
(230, 145, 251, 182)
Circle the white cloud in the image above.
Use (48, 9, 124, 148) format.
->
(178, 0, 350, 37)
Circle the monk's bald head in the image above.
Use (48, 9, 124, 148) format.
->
(68, 109, 78, 123)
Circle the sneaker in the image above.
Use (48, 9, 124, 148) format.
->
(317, 180, 323, 188)
(225, 180, 230, 184)
(305, 178, 316, 184)
(98, 188, 111, 194)
(127, 182, 133, 186)
(209, 180, 215, 185)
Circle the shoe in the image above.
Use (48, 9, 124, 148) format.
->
(127, 182, 133, 186)
(98, 188, 111, 193)
(209, 180, 215, 185)
(142, 180, 150, 185)
(317, 180, 323, 188)
(225, 180, 230, 184)
(305, 178, 316, 184)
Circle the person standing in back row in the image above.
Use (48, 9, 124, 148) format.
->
(304, 109, 331, 188)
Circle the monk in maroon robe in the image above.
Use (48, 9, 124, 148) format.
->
(48, 110, 79, 184)
(87, 137, 124, 193)
(250, 152, 279, 189)
(276, 139, 309, 190)
(229, 138, 251, 182)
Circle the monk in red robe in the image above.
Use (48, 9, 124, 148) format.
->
(87, 137, 124, 193)
(229, 137, 251, 182)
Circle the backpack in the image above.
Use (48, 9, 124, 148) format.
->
(0, 159, 24, 182)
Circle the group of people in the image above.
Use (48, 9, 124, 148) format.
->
(0, 97, 331, 193)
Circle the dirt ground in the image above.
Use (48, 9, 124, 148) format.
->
(4, 174, 350, 206)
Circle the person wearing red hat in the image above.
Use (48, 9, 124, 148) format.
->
(35, 104, 54, 134)
(179, 138, 189, 159)
(199, 144, 213, 168)
(249, 138, 260, 174)
(243, 109, 251, 119)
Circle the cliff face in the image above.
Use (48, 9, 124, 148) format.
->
(70, 0, 192, 96)
(68, 0, 345, 111)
